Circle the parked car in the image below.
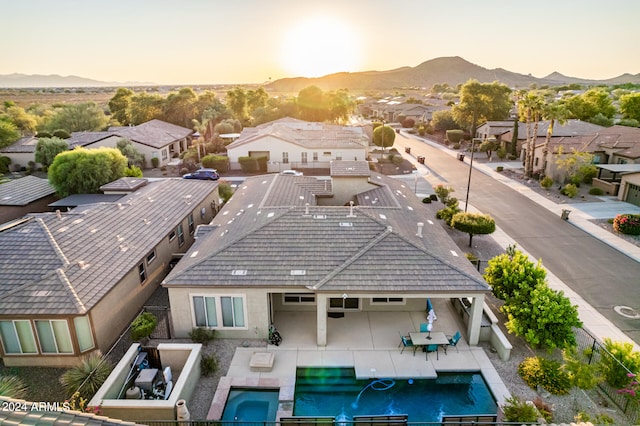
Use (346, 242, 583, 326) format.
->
(280, 169, 303, 176)
(182, 168, 219, 180)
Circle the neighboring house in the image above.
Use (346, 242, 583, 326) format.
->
(225, 118, 370, 172)
(163, 161, 491, 347)
(0, 177, 220, 367)
(362, 96, 449, 124)
(0, 175, 57, 224)
(1, 119, 194, 170)
(618, 169, 640, 206)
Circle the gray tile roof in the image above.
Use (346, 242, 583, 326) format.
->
(0, 135, 38, 153)
(0, 175, 56, 206)
(164, 164, 489, 294)
(0, 178, 217, 315)
(330, 160, 371, 176)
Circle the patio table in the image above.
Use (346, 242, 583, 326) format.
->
(409, 331, 449, 359)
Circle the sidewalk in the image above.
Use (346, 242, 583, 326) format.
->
(401, 134, 640, 350)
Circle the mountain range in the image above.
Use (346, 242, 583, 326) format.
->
(1, 57, 638, 90)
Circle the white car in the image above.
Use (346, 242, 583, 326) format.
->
(280, 170, 303, 176)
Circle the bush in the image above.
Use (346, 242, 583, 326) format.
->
(429, 194, 438, 201)
(151, 157, 159, 168)
(189, 327, 216, 345)
(421, 197, 432, 203)
(0, 375, 28, 399)
(540, 176, 553, 189)
(613, 214, 640, 235)
(202, 154, 230, 173)
(600, 338, 640, 387)
(391, 155, 403, 165)
(201, 354, 219, 377)
(496, 166, 503, 172)
(452, 143, 461, 150)
(561, 183, 579, 198)
(130, 312, 157, 341)
(238, 156, 258, 173)
(518, 356, 572, 395)
(0, 156, 11, 174)
(589, 187, 604, 195)
(218, 182, 233, 203)
(445, 129, 464, 143)
(501, 395, 539, 422)
(60, 353, 112, 400)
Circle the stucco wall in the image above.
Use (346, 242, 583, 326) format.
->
(619, 172, 640, 202)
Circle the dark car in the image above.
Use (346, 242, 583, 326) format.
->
(182, 168, 219, 180)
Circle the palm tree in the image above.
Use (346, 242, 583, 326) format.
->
(541, 100, 569, 177)
(519, 92, 544, 177)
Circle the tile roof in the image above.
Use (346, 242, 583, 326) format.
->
(0, 178, 217, 315)
(0, 135, 39, 153)
(0, 175, 56, 206)
(163, 164, 489, 294)
(330, 160, 371, 176)
(0, 397, 143, 426)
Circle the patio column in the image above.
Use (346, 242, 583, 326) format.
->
(467, 294, 485, 345)
(316, 296, 327, 346)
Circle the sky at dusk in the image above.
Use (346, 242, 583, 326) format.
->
(2, 0, 639, 85)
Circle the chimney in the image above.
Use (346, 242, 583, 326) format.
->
(347, 201, 356, 217)
(305, 203, 309, 215)
(416, 222, 424, 238)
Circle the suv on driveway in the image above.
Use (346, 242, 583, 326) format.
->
(182, 168, 219, 180)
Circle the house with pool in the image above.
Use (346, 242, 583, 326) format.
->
(163, 160, 495, 348)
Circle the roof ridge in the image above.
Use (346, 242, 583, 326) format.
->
(311, 225, 394, 290)
(55, 268, 87, 314)
(37, 217, 70, 267)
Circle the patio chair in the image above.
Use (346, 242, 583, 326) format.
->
(443, 331, 462, 354)
(425, 344, 439, 360)
(398, 332, 416, 355)
(419, 323, 429, 332)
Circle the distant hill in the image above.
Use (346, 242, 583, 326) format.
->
(0, 73, 154, 88)
(266, 56, 640, 92)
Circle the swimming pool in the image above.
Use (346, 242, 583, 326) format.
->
(221, 388, 280, 422)
(293, 367, 497, 423)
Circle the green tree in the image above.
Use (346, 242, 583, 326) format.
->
(127, 92, 164, 125)
(619, 93, 640, 122)
(555, 147, 594, 184)
(226, 87, 248, 121)
(541, 100, 569, 174)
(452, 80, 512, 138)
(35, 137, 69, 168)
(246, 87, 269, 114)
(450, 212, 496, 247)
(163, 87, 198, 128)
(41, 103, 109, 133)
(519, 91, 545, 177)
(372, 124, 396, 152)
(478, 139, 499, 160)
(4, 106, 38, 135)
(483, 247, 547, 303)
(0, 120, 21, 149)
(296, 85, 328, 122)
(431, 110, 459, 132)
(116, 138, 145, 168)
(325, 89, 354, 123)
(48, 147, 128, 197)
(564, 88, 616, 123)
(108, 87, 134, 125)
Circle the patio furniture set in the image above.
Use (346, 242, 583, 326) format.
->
(399, 329, 461, 360)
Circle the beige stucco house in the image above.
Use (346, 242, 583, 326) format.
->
(163, 161, 491, 348)
(0, 177, 220, 367)
(225, 118, 370, 172)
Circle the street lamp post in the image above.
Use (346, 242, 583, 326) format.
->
(464, 138, 476, 213)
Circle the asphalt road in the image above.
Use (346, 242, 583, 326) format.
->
(397, 132, 640, 345)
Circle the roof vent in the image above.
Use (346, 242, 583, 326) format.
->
(119, 244, 128, 252)
(347, 201, 356, 218)
(305, 203, 310, 215)
(313, 214, 326, 219)
(231, 269, 247, 276)
(56, 210, 62, 220)
(142, 218, 150, 225)
(77, 260, 89, 269)
(290, 269, 306, 276)
(116, 235, 124, 242)
(416, 222, 424, 238)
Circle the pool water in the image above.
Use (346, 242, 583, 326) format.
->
(221, 388, 280, 422)
(293, 367, 497, 423)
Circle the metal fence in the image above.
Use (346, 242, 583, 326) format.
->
(139, 421, 536, 426)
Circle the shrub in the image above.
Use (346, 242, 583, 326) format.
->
(0, 375, 28, 399)
(518, 356, 572, 395)
(613, 213, 640, 235)
(60, 353, 112, 400)
(501, 395, 539, 422)
(189, 327, 216, 345)
(429, 194, 438, 202)
(130, 312, 157, 342)
(600, 338, 640, 387)
(151, 157, 159, 168)
(391, 155, 404, 165)
(445, 129, 464, 143)
(450, 212, 496, 247)
(496, 166, 503, 172)
(531, 169, 544, 180)
(496, 147, 507, 160)
(540, 176, 553, 189)
(0, 156, 11, 174)
(561, 183, 579, 198)
(452, 143, 461, 150)
(202, 154, 230, 173)
(218, 182, 233, 203)
(201, 354, 219, 377)
(238, 156, 258, 173)
(421, 197, 432, 203)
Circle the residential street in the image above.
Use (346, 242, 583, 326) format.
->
(397, 132, 640, 345)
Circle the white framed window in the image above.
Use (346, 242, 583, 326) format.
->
(323, 152, 332, 156)
(73, 316, 95, 352)
(192, 295, 247, 329)
(283, 293, 316, 304)
(177, 224, 185, 246)
(0, 320, 37, 354)
(329, 297, 360, 311)
(169, 230, 176, 242)
(301, 152, 308, 164)
(188, 214, 195, 234)
(313, 152, 318, 161)
(336, 152, 342, 160)
(146, 250, 156, 264)
(161, 148, 168, 161)
(35, 320, 73, 354)
(138, 262, 147, 283)
(370, 297, 405, 305)
(282, 152, 289, 164)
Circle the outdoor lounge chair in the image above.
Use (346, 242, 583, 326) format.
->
(398, 332, 416, 355)
(443, 331, 462, 354)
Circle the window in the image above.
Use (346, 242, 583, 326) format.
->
(161, 148, 168, 161)
(371, 297, 405, 305)
(188, 214, 195, 234)
(534, 158, 539, 166)
(0, 320, 37, 354)
(282, 152, 289, 164)
(73, 317, 94, 352)
(177, 224, 185, 246)
(169, 230, 176, 242)
(313, 152, 318, 161)
(301, 152, 308, 164)
(283, 293, 316, 304)
(138, 262, 147, 283)
(192, 295, 246, 329)
(329, 297, 360, 310)
(323, 152, 332, 156)
(336, 152, 342, 160)
(146, 250, 156, 264)
(35, 320, 73, 354)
